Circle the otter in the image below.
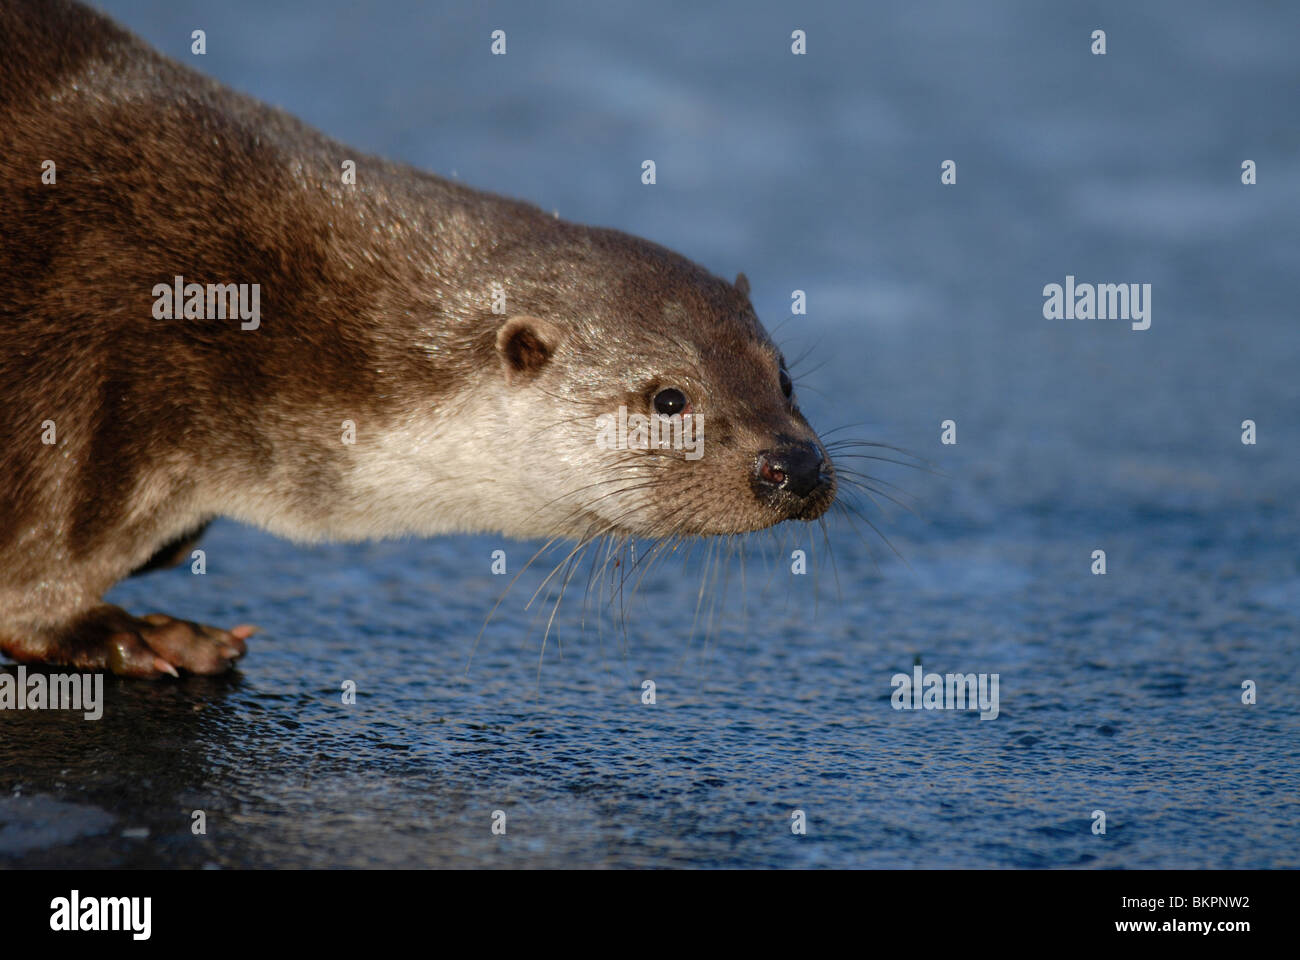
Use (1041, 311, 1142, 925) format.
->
(0, 0, 836, 677)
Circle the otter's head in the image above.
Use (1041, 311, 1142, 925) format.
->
(492, 229, 836, 540)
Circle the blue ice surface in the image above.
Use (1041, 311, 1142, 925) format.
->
(36, 0, 1300, 867)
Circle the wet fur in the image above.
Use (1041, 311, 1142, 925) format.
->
(0, 0, 835, 673)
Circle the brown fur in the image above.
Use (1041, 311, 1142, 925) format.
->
(0, 0, 834, 676)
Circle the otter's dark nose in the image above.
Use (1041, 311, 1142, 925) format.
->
(755, 443, 824, 498)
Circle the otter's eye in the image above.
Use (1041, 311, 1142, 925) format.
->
(653, 388, 688, 415)
(779, 369, 793, 398)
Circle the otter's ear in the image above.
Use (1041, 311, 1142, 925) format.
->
(735, 272, 750, 297)
(496, 315, 561, 384)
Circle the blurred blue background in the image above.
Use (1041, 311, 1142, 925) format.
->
(3, 0, 1297, 868)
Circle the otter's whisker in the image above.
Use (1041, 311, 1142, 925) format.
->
(468, 534, 566, 674)
(833, 465, 924, 504)
(817, 513, 844, 609)
(835, 472, 923, 520)
(537, 537, 594, 682)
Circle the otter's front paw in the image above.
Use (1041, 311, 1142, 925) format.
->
(57, 605, 256, 678)
(109, 613, 257, 677)
(2, 605, 258, 678)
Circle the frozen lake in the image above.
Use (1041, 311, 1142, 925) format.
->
(3, 0, 1298, 868)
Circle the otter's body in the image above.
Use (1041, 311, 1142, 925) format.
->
(0, 0, 835, 676)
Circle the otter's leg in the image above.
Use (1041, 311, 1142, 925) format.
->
(0, 604, 256, 678)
